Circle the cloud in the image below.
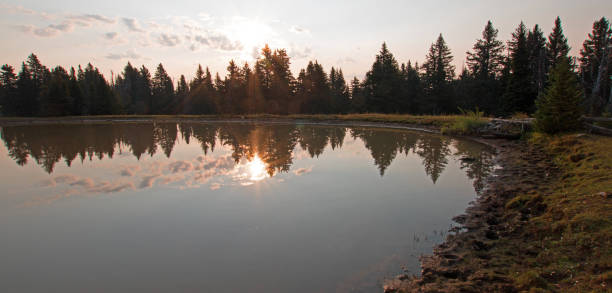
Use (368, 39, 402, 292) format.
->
(68, 14, 115, 25)
(14, 21, 74, 37)
(293, 166, 313, 176)
(89, 181, 135, 193)
(289, 25, 310, 34)
(192, 33, 243, 51)
(1, 4, 54, 20)
(120, 165, 141, 176)
(157, 33, 181, 47)
(289, 45, 312, 59)
(167, 160, 194, 173)
(104, 32, 118, 40)
(122, 17, 144, 32)
(139, 175, 161, 189)
(70, 178, 95, 188)
(105, 49, 142, 60)
(337, 57, 357, 64)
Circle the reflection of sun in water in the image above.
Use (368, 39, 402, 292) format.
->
(247, 155, 268, 181)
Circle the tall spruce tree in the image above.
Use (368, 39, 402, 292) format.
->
(466, 21, 505, 79)
(330, 67, 350, 113)
(400, 61, 422, 113)
(363, 42, 403, 113)
(0, 65, 17, 116)
(502, 22, 537, 115)
(579, 17, 611, 115)
(151, 63, 174, 114)
(535, 58, 583, 133)
(527, 24, 548, 94)
(422, 34, 455, 113)
(464, 21, 505, 113)
(547, 17, 571, 67)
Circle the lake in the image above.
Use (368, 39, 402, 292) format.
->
(0, 122, 494, 293)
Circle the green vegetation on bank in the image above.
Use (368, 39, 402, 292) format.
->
(507, 133, 612, 292)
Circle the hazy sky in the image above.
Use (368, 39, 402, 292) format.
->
(1, 0, 610, 81)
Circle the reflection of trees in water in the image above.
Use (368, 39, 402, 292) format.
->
(452, 140, 496, 193)
(1, 124, 494, 189)
(416, 135, 451, 184)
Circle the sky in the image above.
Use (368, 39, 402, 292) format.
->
(1, 0, 610, 82)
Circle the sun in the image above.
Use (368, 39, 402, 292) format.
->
(247, 155, 268, 181)
(227, 18, 276, 57)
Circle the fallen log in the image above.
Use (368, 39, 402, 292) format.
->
(584, 122, 612, 136)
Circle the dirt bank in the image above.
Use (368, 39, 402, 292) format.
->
(385, 133, 612, 292)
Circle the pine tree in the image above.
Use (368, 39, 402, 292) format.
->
(464, 21, 505, 113)
(151, 63, 174, 114)
(46, 66, 73, 116)
(363, 42, 403, 113)
(16, 62, 37, 116)
(502, 22, 537, 115)
(535, 58, 583, 133)
(175, 74, 188, 113)
(579, 17, 611, 115)
(547, 17, 571, 67)
(330, 67, 350, 113)
(0, 65, 17, 116)
(349, 77, 365, 113)
(466, 21, 505, 79)
(422, 34, 455, 113)
(527, 24, 548, 95)
(400, 61, 422, 113)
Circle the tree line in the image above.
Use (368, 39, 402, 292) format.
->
(0, 17, 610, 117)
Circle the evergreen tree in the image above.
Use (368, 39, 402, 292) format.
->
(350, 77, 365, 113)
(79, 63, 117, 115)
(535, 58, 583, 133)
(579, 17, 611, 115)
(0, 65, 17, 116)
(547, 17, 571, 67)
(464, 21, 505, 113)
(330, 67, 350, 113)
(175, 74, 188, 113)
(151, 63, 174, 114)
(299, 61, 330, 113)
(45, 66, 73, 116)
(422, 35, 455, 113)
(68, 67, 83, 115)
(466, 21, 505, 79)
(400, 61, 422, 113)
(16, 62, 37, 116)
(502, 22, 537, 115)
(363, 42, 403, 113)
(527, 24, 548, 94)
(138, 65, 152, 114)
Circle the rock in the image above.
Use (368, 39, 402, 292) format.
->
(596, 191, 611, 199)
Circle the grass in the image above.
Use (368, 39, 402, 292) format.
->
(506, 133, 612, 292)
(440, 108, 489, 135)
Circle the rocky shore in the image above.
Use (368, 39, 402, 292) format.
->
(384, 137, 559, 292)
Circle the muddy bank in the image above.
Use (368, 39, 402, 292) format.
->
(384, 137, 560, 293)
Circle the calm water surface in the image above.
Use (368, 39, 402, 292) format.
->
(0, 122, 494, 293)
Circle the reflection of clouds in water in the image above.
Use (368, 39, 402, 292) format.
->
(33, 153, 286, 205)
(293, 166, 313, 176)
(120, 165, 141, 176)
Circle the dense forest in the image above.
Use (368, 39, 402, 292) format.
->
(0, 17, 610, 117)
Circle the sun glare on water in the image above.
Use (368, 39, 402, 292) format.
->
(247, 155, 268, 181)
